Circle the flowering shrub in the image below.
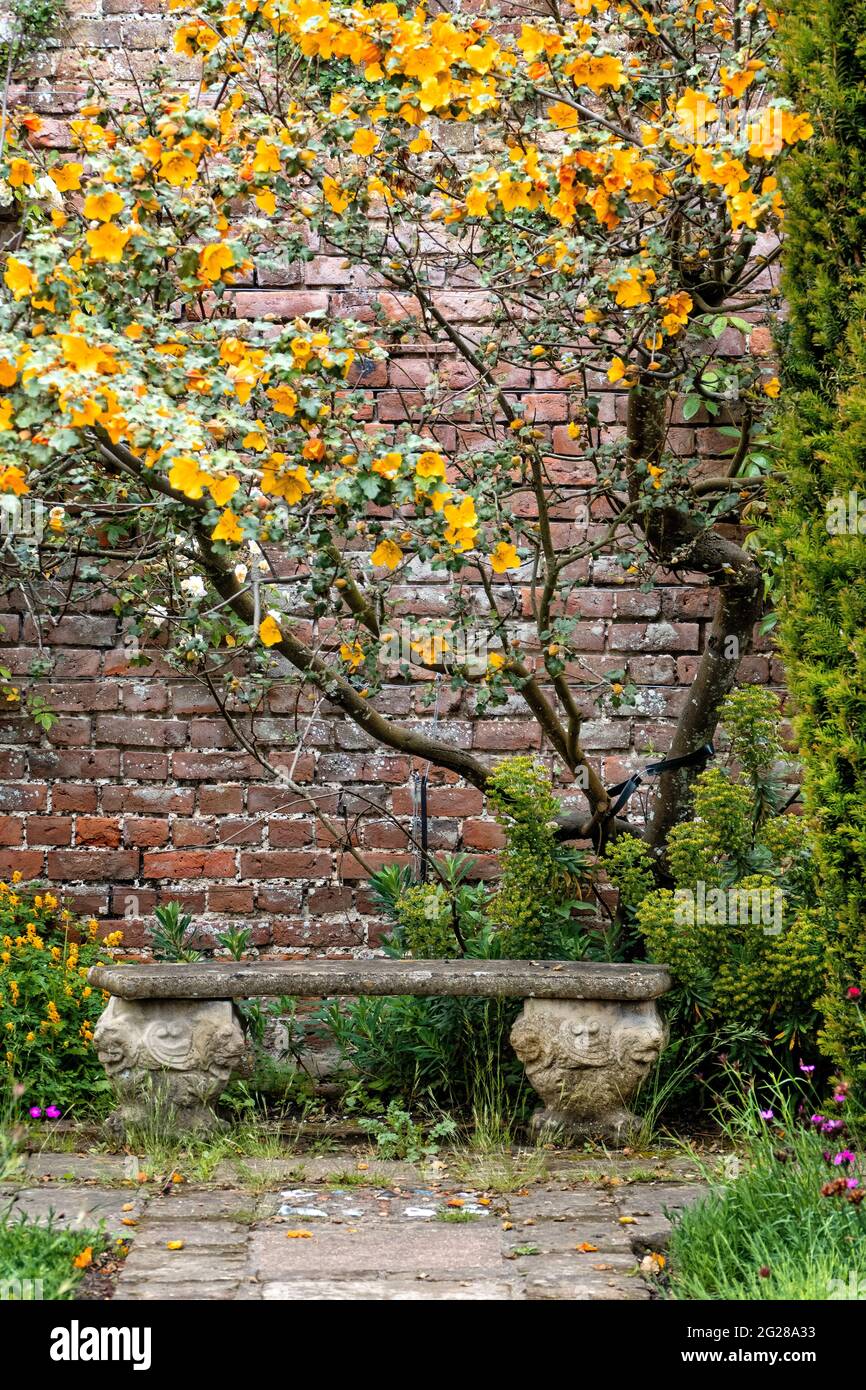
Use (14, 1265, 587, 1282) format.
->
(0, 876, 122, 1115)
(606, 688, 828, 1079)
(0, 0, 814, 873)
(667, 1072, 866, 1300)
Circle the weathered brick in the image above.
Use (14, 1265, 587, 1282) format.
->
(142, 851, 236, 878)
(0, 850, 43, 879)
(27, 816, 73, 846)
(95, 715, 187, 747)
(208, 885, 255, 913)
(124, 818, 170, 847)
(0, 816, 23, 846)
(47, 850, 138, 882)
(239, 850, 331, 879)
(77, 817, 122, 848)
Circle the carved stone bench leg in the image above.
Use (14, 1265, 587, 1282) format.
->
(510, 997, 667, 1144)
(93, 997, 246, 1137)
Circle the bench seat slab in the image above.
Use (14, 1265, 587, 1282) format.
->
(89, 957, 671, 1002)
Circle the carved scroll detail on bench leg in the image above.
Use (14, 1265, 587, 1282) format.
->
(93, 997, 246, 1136)
(510, 998, 667, 1144)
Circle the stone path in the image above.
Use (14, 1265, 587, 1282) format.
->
(2, 1151, 708, 1301)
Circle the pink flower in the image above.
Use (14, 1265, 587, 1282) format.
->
(834, 1092, 847, 1106)
(45, 1105, 61, 1120)
(28, 1106, 42, 1119)
(799, 1060, 816, 1074)
(759, 1108, 774, 1120)
(834, 1150, 856, 1166)
(848, 986, 862, 1000)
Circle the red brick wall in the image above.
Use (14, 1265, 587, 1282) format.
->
(0, 6, 784, 953)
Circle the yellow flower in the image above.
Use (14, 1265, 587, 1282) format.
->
(323, 176, 349, 214)
(52, 161, 84, 192)
(198, 243, 234, 282)
(763, 376, 781, 398)
(370, 538, 403, 570)
(4, 256, 37, 300)
(252, 138, 281, 174)
(351, 128, 379, 157)
(547, 102, 580, 131)
(211, 509, 244, 544)
(168, 455, 208, 499)
(83, 189, 124, 222)
(159, 150, 197, 186)
(86, 223, 130, 263)
(259, 615, 283, 647)
(371, 451, 402, 480)
(266, 384, 298, 417)
(8, 158, 35, 187)
(207, 475, 239, 507)
(610, 266, 656, 308)
(443, 496, 478, 552)
(340, 640, 365, 671)
(416, 451, 446, 480)
(490, 541, 520, 574)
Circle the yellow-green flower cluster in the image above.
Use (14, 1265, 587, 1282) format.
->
(0, 874, 122, 1111)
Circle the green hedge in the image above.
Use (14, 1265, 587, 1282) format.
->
(772, 1, 866, 1108)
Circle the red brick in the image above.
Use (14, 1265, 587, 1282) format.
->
(207, 885, 255, 913)
(239, 851, 331, 879)
(0, 850, 43, 879)
(232, 289, 328, 319)
(306, 886, 354, 915)
(102, 786, 195, 814)
(77, 817, 121, 848)
(257, 886, 303, 914)
(173, 821, 215, 848)
(391, 786, 484, 816)
(173, 751, 263, 780)
(461, 818, 506, 850)
(316, 754, 409, 784)
(219, 819, 263, 846)
(268, 820, 314, 848)
(199, 785, 245, 814)
(95, 715, 187, 747)
(142, 851, 236, 878)
(122, 752, 169, 780)
(52, 784, 98, 813)
(121, 684, 168, 713)
(0, 816, 23, 846)
(124, 818, 170, 847)
(0, 784, 48, 811)
(27, 816, 73, 846)
(340, 852, 415, 880)
(46, 850, 138, 881)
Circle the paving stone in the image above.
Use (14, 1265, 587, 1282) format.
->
(246, 1222, 503, 1280)
(503, 1219, 633, 1256)
(256, 1278, 515, 1300)
(517, 1254, 651, 1301)
(7, 1185, 148, 1235)
(24, 1153, 134, 1181)
(147, 1189, 263, 1219)
(503, 1188, 619, 1221)
(118, 1280, 243, 1301)
(613, 1182, 706, 1251)
(6, 1153, 708, 1300)
(127, 1218, 249, 1252)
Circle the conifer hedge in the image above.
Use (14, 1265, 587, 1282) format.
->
(773, 1, 866, 1105)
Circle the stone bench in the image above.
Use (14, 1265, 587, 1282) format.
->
(88, 958, 672, 1142)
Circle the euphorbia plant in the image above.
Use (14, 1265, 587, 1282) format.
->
(0, 0, 811, 863)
